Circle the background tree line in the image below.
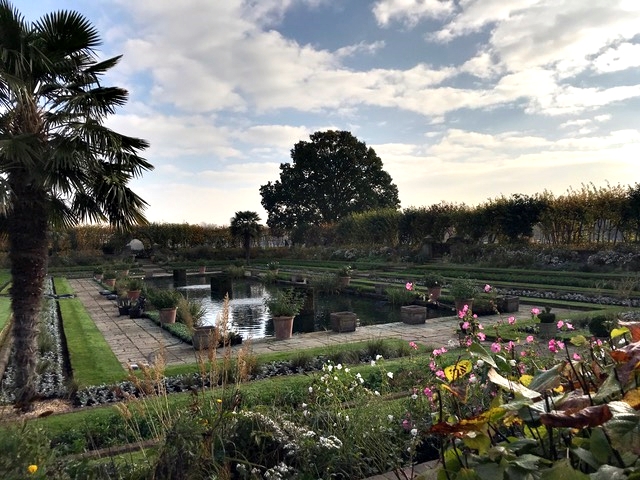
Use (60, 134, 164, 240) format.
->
(18, 181, 640, 256)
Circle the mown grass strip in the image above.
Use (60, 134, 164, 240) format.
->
(54, 277, 127, 387)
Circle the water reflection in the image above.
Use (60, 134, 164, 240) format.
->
(147, 276, 444, 340)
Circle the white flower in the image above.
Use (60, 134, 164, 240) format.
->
(301, 403, 307, 408)
(336, 364, 342, 370)
(344, 367, 350, 373)
(387, 372, 394, 379)
(411, 428, 417, 436)
(476, 360, 485, 368)
(327, 364, 333, 372)
(376, 355, 383, 361)
(308, 387, 313, 393)
(370, 360, 376, 366)
(334, 376, 338, 381)
(345, 415, 349, 422)
(411, 394, 418, 400)
(388, 415, 394, 421)
(509, 359, 516, 366)
(374, 390, 380, 396)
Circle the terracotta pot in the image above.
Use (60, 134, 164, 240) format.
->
(400, 305, 427, 325)
(199, 266, 206, 274)
(192, 326, 216, 350)
(104, 278, 116, 288)
(127, 290, 141, 301)
(159, 307, 177, 324)
(338, 276, 351, 288)
(272, 316, 294, 340)
(330, 311, 357, 333)
(454, 298, 474, 313)
(94, 273, 103, 281)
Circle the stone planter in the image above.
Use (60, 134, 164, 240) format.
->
(454, 298, 474, 313)
(374, 283, 385, 295)
(272, 316, 295, 340)
(497, 296, 519, 313)
(199, 266, 206, 274)
(192, 326, 216, 350)
(538, 322, 557, 339)
(330, 311, 357, 333)
(400, 305, 427, 325)
(159, 307, 177, 324)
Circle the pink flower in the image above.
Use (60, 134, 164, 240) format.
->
(473, 314, 478, 319)
(462, 321, 470, 330)
(557, 340, 565, 350)
(548, 339, 559, 353)
(429, 361, 436, 371)
(478, 323, 484, 330)
(557, 320, 564, 329)
(406, 282, 413, 291)
(409, 341, 418, 350)
(572, 353, 581, 361)
(491, 342, 501, 353)
(531, 308, 540, 316)
(506, 341, 515, 352)
(566, 322, 574, 330)
(465, 338, 472, 347)
(435, 370, 445, 379)
(423, 387, 433, 399)
(508, 316, 516, 325)
(526, 335, 534, 343)
(520, 351, 527, 357)
(477, 332, 486, 341)
(458, 310, 465, 319)
(484, 284, 492, 293)
(462, 304, 469, 313)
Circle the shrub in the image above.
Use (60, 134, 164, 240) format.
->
(589, 314, 614, 338)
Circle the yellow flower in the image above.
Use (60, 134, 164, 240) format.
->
(216, 399, 222, 404)
(27, 465, 38, 474)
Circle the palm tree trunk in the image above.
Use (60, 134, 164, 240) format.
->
(8, 174, 48, 411)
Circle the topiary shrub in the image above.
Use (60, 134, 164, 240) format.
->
(589, 315, 614, 338)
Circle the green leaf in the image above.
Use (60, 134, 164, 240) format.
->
(569, 335, 588, 346)
(539, 459, 589, 480)
(593, 370, 622, 403)
(528, 364, 564, 392)
(475, 463, 505, 480)
(590, 427, 612, 464)
(469, 342, 497, 368)
(611, 327, 630, 339)
(590, 464, 628, 480)
(463, 432, 491, 455)
(570, 446, 600, 470)
(457, 468, 481, 479)
(494, 354, 512, 375)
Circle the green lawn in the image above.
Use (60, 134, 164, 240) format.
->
(54, 277, 127, 387)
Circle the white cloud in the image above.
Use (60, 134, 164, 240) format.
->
(593, 42, 640, 73)
(373, 0, 454, 27)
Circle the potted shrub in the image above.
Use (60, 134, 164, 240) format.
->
(265, 288, 305, 340)
(424, 272, 445, 301)
(336, 265, 353, 288)
(126, 277, 144, 301)
(267, 261, 280, 274)
(449, 277, 477, 312)
(102, 269, 117, 289)
(147, 288, 182, 324)
(93, 266, 104, 281)
(536, 306, 557, 339)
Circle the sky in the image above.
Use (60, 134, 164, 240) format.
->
(20, 0, 640, 227)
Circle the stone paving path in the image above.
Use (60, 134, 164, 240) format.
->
(69, 278, 564, 369)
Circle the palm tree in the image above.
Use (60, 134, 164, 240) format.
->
(0, 2, 153, 410)
(229, 211, 262, 263)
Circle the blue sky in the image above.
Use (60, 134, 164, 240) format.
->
(22, 0, 640, 226)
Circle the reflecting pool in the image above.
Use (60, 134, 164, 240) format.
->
(148, 276, 446, 340)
